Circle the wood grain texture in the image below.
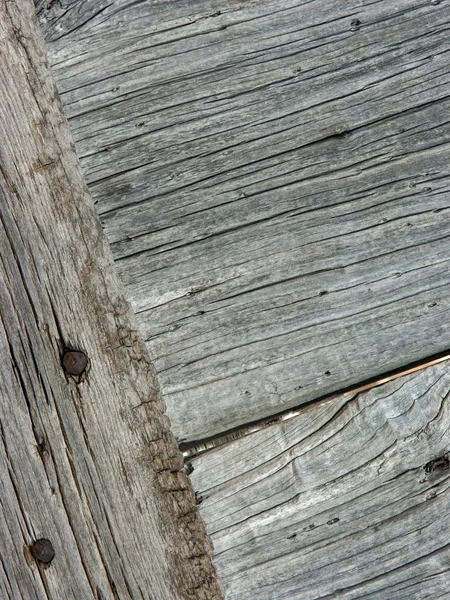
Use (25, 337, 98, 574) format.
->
(190, 360, 450, 599)
(0, 2, 222, 598)
(37, 0, 450, 442)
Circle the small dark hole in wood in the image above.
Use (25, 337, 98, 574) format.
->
(319, 290, 328, 296)
(287, 533, 297, 539)
(350, 19, 361, 31)
(424, 456, 449, 473)
(37, 438, 47, 456)
(325, 370, 331, 376)
(182, 462, 194, 476)
(327, 518, 340, 525)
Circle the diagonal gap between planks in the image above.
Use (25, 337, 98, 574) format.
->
(181, 350, 450, 459)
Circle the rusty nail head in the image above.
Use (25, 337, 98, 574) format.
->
(30, 539, 55, 564)
(62, 350, 88, 376)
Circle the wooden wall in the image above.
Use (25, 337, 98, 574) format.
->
(35, 1, 450, 597)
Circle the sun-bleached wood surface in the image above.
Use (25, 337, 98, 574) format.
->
(190, 360, 450, 599)
(36, 0, 450, 445)
(0, 2, 222, 598)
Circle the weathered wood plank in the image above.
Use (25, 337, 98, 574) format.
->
(190, 360, 450, 599)
(37, 0, 450, 442)
(0, 2, 221, 598)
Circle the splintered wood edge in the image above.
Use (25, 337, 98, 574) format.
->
(0, 2, 222, 598)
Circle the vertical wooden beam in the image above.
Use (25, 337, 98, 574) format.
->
(0, 1, 222, 598)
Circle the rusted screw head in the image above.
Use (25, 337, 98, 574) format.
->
(62, 350, 88, 376)
(30, 539, 55, 564)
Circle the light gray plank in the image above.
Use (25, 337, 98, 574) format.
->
(0, 2, 222, 598)
(38, 0, 450, 441)
(191, 360, 450, 599)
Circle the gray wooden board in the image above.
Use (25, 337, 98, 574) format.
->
(190, 360, 450, 600)
(0, 2, 222, 598)
(37, 0, 450, 442)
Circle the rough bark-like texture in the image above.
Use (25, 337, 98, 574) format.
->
(36, 0, 450, 443)
(191, 360, 450, 600)
(0, 2, 222, 598)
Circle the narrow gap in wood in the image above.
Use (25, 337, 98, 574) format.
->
(181, 349, 450, 459)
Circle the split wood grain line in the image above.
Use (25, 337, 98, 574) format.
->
(190, 361, 450, 600)
(0, 2, 222, 599)
(38, 0, 450, 442)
